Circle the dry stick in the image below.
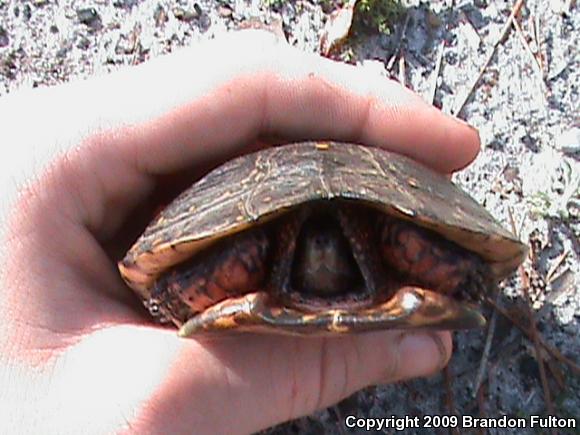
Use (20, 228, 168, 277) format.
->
(444, 366, 460, 435)
(488, 300, 580, 375)
(428, 40, 446, 105)
(472, 289, 500, 397)
(512, 17, 545, 88)
(398, 54, 407, 88)
(545, 249, 570, 284)
(533, 14, 545, 76)
(386, 13, 411, 72)
(452, 0, 525, 117)
(476, 382, 487, 435)
(428, 0, 455, 107)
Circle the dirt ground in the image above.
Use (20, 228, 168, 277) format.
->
(1, 0, 578, 434)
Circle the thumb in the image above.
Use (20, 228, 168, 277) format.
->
(100, 327, 452, 434)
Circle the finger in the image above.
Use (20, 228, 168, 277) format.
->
(113, 30, 479, 176)
(1, 30, 479, 240)
(66, 326, 451, 434)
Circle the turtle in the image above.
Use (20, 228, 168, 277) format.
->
(118, 141, 527, 336)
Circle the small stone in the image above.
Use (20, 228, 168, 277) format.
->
(217, 5, 232, 18)
(22, 4, 31, 20)
(113, 0, 138, 9)
(49, 24, 58, 34)
(198, 12, 211, 33)
(77, 8, 102, 30)
(154, 4, 167, 27)
(0, 26, 8, 47)
(56, 46, 68, 58)
(444, 51, 458, 65)
(77, 36, 91, 50)
(173, 6, 198, 22)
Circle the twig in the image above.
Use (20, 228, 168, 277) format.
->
(386, 13, 411, 72)
(398, 53, 407, 88)
(472, 289, 500, 397)
(532, 14, 545, 76)
(428, 40, 445, 105)
(476, 382, 487, 435)
(512, 17, 545, 89)
(453, 0, 526, 117)
(545, 249, 570, 284)
(488, 300, 580, 375)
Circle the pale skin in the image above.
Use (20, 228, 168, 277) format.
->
(0, 31, 480, 434)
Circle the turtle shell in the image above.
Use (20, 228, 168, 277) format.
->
(119, 142, 527, 336)
(119, 141, 526, 303)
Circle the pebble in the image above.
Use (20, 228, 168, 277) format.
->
(0, 26, 9, 48)
(23, 4, 32, 21)
(112, 0, 139, 9)
(154, 4, 168, 27)
(217, 5, 233, 18)
(77, 8, 102, 30)
(173, 7, 199, 22)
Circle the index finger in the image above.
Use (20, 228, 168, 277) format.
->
(114, 30, 480, 176)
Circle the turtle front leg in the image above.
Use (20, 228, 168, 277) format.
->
(150, 228, 269, 326)
(380, 218, 491, 302)
(336, 205, 388, 296)
(268, 208, 309, 295)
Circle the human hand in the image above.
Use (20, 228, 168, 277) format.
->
(0, 30, 480, 434)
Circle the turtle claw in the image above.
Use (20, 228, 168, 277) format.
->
(177, 288, 485, 337)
